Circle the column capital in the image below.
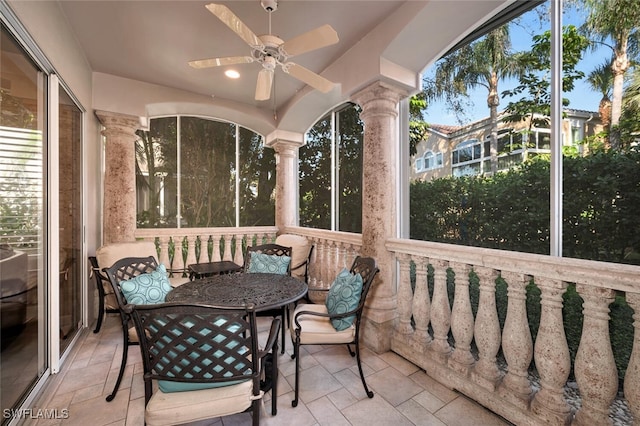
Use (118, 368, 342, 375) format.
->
(95, 110, 141, 140)
(351, 81, 408, 120)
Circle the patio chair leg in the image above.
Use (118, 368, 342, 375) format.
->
(93, 294, 104, 333)
(106, 319, 129, 402)
(291, 333, 301, 407)
(347, 343, 355, 357)
(355, 341, 374, 399)
(272, 339, 278, 415)
(280, 307, 286, 354)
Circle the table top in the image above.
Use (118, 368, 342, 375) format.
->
(166, 272, 308, 312)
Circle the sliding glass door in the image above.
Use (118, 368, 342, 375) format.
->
(0, 22, 47, 415)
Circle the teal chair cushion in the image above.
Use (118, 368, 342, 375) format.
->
(120, 264, 172, 305)
(325, 268, 363, 331)
(247, 252, 291, 275)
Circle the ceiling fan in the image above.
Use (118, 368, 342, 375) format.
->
(189, 1, 339, 101)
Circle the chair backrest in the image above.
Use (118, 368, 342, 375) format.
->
(103, 256, 158, 309)
(243, 243, 292, 275)
(349, 256, 380, 314)
(275, 234, 313, 282)
(127, 302, 261, 404)
(90, 255, 118, 310)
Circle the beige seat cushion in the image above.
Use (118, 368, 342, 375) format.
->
(290, 303, 355, 345)
(145, 379, 256, 426)
(275, 234, 311, 280)
(128, 326, 138, 343)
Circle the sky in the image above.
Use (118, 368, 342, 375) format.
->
(422, 2, 607, 126)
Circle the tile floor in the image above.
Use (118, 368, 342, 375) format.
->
(27, 315, 511, 426)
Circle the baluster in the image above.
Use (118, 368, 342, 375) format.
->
(472, 266, 501, 390)
(232, 233, 243, 265)
(449, 262, 474, 375)
(308, 237, 318, 288)
(210, 235, 221, 262)
(174, 236, 187, 272)
(206, 235, 213, 262)
(624, 293, 640, 422)
(430, 259, 451, 363)
(574, 284, 617, 425)
(531, 277, 572, 424)
(328, 240, 338, 279)
(223, 234, 234, 262)
(157, 236, 171, 266)
(338, 242, 348, 271)
(413, 257, 431, 343)
(185, 235, 197, 266)
(320, 239, 329, 289)
(194, 235, 202, 263)
(499, 271, 533, 409)
(396, 254, 413, 334)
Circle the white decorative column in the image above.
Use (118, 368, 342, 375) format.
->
(352, 81, 408, 352)
(95, 110, 140, 244)
(266, 131, 304, 231)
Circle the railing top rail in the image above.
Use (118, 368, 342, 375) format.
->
(135, 226, 278, 238)
(281, 226, 362, 246)
(387, 237, 640, 293)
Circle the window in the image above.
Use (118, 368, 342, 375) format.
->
(424, 151, 443, 171)
(135, 116, 275, 228)
(452, 139, 488, 176)
(299, 103, 363, 233)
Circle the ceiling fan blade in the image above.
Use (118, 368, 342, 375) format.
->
(284, 63, 335, 93)
(205, 3, 263, 49)
(189, 56, 254, 69)
(255, 68, 274, 101)
(280, 24, 339, 58)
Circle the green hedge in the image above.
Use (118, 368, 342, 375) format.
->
(410, 150, 639, 385)
(410, 150, 640, 264)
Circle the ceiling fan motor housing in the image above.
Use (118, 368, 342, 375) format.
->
(261, 0, 278, 12)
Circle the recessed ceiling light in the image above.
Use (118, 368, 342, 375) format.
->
(225, 69, 240, 79)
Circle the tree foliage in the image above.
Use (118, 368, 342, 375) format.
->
(135, 116, 275, 228)
(502, 25, 589, 127)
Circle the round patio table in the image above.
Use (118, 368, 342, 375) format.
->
(165, 272, 308, 312)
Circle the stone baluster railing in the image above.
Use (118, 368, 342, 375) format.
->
(134, 226, 278, 273)
(386, 237, 640, 426)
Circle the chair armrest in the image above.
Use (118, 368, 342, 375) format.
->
(258, 317, 281, 359)
(292, 306, 360, 329)
(290, 259, 308, 272)
(307, 286, 329, 293)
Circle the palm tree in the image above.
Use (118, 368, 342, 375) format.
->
(581, 0, 640, 149)
(586, 60, 613, 149)
(424, 25, 525, 174)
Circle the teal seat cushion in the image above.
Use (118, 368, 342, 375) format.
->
(325, 268, 363, 331)
(247, 252, 291, 275)
(119, 264, 172, 305)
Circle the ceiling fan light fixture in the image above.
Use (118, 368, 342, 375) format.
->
(225, 69, 240, 79)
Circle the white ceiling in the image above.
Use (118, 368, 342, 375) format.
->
(58, 1, 403, 109)
(55, 0, 512, 127)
